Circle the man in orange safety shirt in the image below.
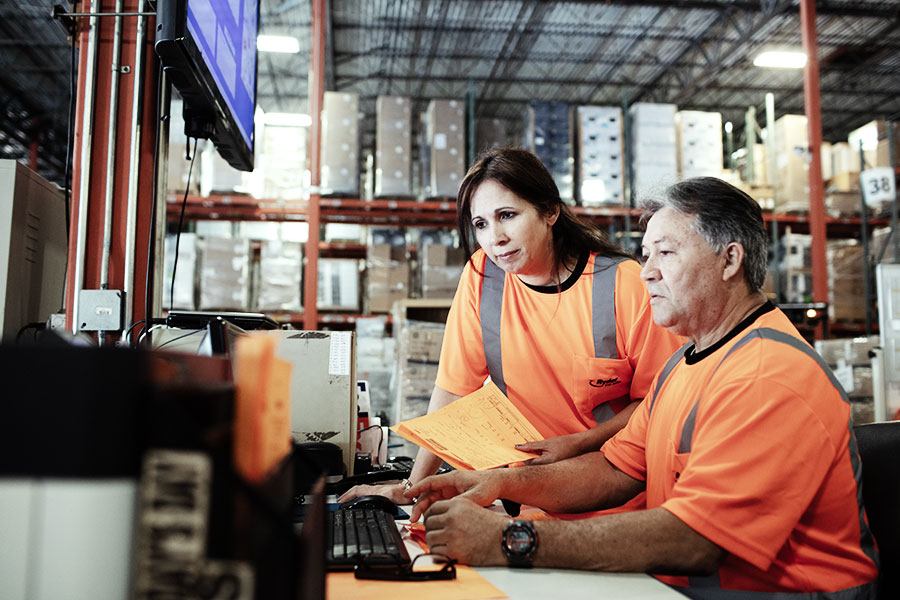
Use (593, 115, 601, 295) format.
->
(406, 177, 879, 599)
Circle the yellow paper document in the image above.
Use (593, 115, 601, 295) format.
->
(391, 382, 544, 470)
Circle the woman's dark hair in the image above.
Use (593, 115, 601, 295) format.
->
(456, 147, 629, 278)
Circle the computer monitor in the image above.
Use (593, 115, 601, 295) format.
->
(0, 160, 67, 342)
(155, 0, 260, 171)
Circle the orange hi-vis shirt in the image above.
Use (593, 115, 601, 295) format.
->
(435, 249, 683, 439)
(603, 305, 878, 595)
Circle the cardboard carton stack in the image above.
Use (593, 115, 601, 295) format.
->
(779, 232, 812, 303)
(355, 316, 395, 420)
(772, 114, 809, 213)
(527, 101, 574, 204)
(475, 117, 510, 151)
(814, 335, 879, 424)
(391, 314, 446, 457)
(675, 110, 723, 179)
(375, 96, 412, 198)
(366, 244, 409, 313)
(321, 91, 359, 196)
(317, 259, 361, 311)
(827, 240, 866, 322)
(252, 120, 307, 201)
(256, 240, 302, 312)
(163, 233, 197, 310)
(630, 102, 678, 199)
(198, 236, 250, 311)
(420, 243, 466, 299)
(575, 105, 624, 206)
(424, 99, 466, 198)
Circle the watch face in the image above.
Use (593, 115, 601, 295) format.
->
(504, 525, 533, 555)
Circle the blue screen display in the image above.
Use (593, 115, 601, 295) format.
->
(186, 0, 257, 151)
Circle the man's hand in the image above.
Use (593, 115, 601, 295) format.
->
(516, 433, 584, 465)
(405, 470, 504, 522)
(422, 497, 509, 566)
(337, 482, 406, 505)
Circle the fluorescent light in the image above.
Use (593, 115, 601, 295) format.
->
(257, 35, 301, 54)
(263, 112, 312, 127)
(724, 121, 733, 133)
(753, 51, 807, 69)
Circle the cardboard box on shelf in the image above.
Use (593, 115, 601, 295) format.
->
(375, 95, 412, 198)
(198, 236, 250, 311)
(425, 99, 466, 198)
(772, 114, 809, 213)
(321, 91, 360, 196)
(256, 240, 302, 312)
(317, 258, 361, 311)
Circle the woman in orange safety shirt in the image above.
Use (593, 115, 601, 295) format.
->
(341, 148, 681, 505)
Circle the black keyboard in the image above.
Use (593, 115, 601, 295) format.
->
(326, 507, 412, 570)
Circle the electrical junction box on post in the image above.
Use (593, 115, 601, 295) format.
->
(78, 289, 124, 331)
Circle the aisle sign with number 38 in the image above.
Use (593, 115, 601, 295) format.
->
(860, 167, 897, 206)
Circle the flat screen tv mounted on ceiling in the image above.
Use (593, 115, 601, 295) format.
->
(155, 0, 259, 172)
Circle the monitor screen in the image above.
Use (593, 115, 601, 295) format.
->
(155, 0, 260, 172)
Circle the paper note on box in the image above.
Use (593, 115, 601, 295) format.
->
(391, 381, 543, 470)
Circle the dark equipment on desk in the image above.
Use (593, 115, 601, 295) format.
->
(354, 554, 457, 582)
(326, 506, 412, 571)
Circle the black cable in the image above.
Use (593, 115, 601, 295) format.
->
(357, 424, 385, 466)
(63, 0, 76, 243)
(16, 322, 46, 344)
(155, 328, 204, 349)
(170, 137, 198, 312)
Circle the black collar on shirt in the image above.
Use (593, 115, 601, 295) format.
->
(522, 251, 589, 293)
(683, 300, 776, 365)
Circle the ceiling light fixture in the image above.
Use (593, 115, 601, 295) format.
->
(257, 34, 301, 54)
(753, 50, 807, 69)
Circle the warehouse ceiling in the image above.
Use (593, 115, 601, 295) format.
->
(3, 0, 900, 187)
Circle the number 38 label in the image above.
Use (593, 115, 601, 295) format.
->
(861, 167, 897, 206)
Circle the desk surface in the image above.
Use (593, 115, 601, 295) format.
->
(474, 566, 684, 599)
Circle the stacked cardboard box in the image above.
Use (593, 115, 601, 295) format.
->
(815, 335, 879, 423)
(321, 91, 360, 196)
(424, 99, 465, 198)
(779, 233, 812, 303)
(772, 114, 809, 213)
(355, 316, 395, 419)
(390, 312, 447, 457)
(630, 102, 678, 199)
(527, 101, 574, 204)
(250, 120, 307, 201)
(198, 236, 250, 311)
(163, 233, 197, 310)
(827, 240, 867, 321)
(317, 258, 361, 311)
(375, 96, 412, 198)
(420, 243, 466, 299)
(475, 117, 510, 151)
(366, 244, 409, 313)
(675, 110, 723, 179)
(848, 120, 900, 170)
(527, 101, 574, 203)
(575, 106, 624, 206)
(256, 240, 302, 312)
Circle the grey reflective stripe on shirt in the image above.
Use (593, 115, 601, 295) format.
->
(672, 581, 877, 600)
(648, 342, 691, 418)
(674, 327, 878, 590)
(480, 254, 625, 412)
(591, 255, 628, 359)
(481, 257, 507, 395)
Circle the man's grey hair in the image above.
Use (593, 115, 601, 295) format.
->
(640, 177, 768, 291)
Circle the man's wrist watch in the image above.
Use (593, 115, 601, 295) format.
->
(501, 519, 538, 568)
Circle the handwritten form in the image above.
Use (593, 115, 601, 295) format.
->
(391, 381, 544, 470)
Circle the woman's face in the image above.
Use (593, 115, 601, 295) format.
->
(469, 180, 559, 285)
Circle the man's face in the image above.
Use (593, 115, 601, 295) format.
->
(640, 207, 724, 338)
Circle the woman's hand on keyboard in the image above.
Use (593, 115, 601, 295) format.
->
(338, 482, 406, 505)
